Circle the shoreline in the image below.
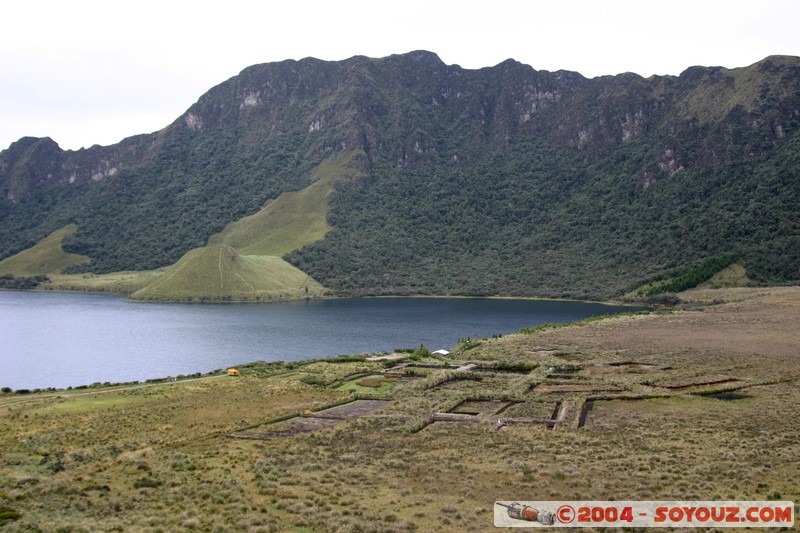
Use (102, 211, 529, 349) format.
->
(4, 283, 644, 308)
(0, 292, 651, 393)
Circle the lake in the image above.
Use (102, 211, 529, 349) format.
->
(0, 291, 638, 390)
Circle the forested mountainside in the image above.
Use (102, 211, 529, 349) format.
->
(1, 51, 798, 299)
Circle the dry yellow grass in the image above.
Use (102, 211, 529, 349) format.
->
(48, 269, 162, 294)
(1, 287, 797, 531)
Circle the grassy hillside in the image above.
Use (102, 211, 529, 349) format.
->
(0, 223, 161, 293)
(0, 224, 88, 276)
(209, 151, 364, 256)
(0, 153, 365, 301)
(698, 262, 750, 289)
(129, 245, 326, 302)
(127, 152, 363, 301)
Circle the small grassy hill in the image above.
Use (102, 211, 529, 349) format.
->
(0, 151, 363, 302)
(130, 150, 363, 301)
(0, 224, 89, 276)
(0, 152, 362, 301)
(130, 245, 326, 302)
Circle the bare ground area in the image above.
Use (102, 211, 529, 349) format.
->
(228, 399, 395, 439)
(472, 287, 800, 383)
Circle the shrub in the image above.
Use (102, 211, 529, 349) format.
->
(411, 344, 431, 360)
(299, 375, 327, 386)
(639, 255, 740, 296)
(0, 506, 21, 524)
(133, 477, 162, 489)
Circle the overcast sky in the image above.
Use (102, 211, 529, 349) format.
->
(2, 0, 798, 151)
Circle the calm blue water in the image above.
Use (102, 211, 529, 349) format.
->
(0, 291, 637, 390)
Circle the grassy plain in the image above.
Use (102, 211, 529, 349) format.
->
(47, 270, 163, 294)
(1, 287, 798, 531)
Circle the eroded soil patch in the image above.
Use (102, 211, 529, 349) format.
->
(428, 373, 518, 393)
(503, 401, 561, 419)
(449, 399, 513, 416)
(227, 399, 392, 439)
(658, 376, 742, 391)
(531, 382, 626, 394)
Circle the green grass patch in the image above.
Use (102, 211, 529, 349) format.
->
(355, 377, 384, 388)
(129, 246, 327, 302)
(208, 151, 364, 256)
(336, 375, 395, 394)
(696, 262, 750, 289)
(127, 152, 366, 302)
(48, 269, 162, 294)
(0, 224, 89, 276)
(0, 505, 21, 525)
(31, 395, 134, 414)
(634, 255, 740, 297)
(518, 322, 571, 335)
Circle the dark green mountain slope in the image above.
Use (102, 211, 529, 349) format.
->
(288, 128, 800, 298)
(1, 52, 799, 299)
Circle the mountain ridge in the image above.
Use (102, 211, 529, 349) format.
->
(4, 52, 795, 198)
(1, 51, 798, 299)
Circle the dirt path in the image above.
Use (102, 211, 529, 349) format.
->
(0, 374, 226, 408)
